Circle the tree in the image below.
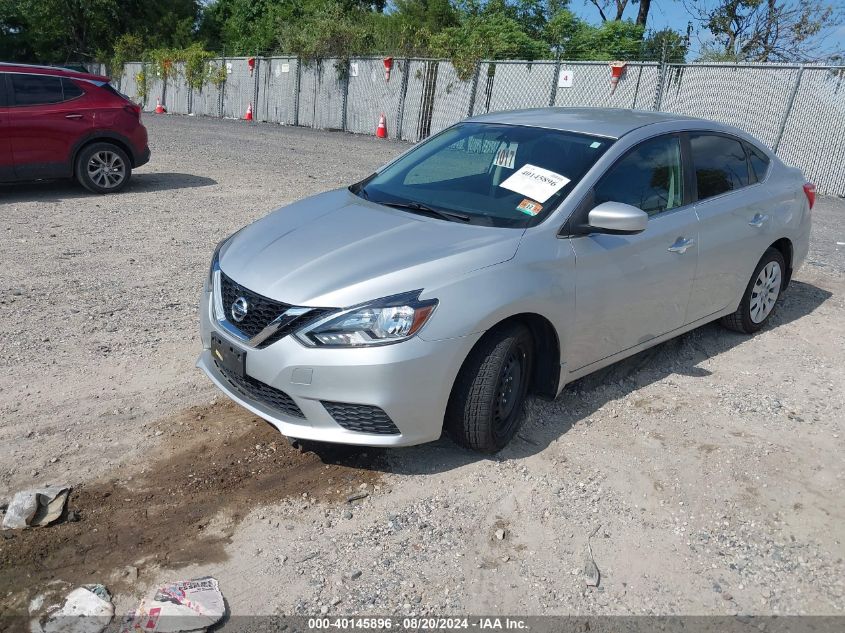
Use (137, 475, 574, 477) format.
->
(0, 0, 198, 63)
(393, 0, 459, 33)
(585, 0, 653, 26)
(690, 0, 844, 62)
(198, 0, 300, 55)
(566, 19, 646, 60)
(431, 11, 550, 78)
(641, 27, 690, 62)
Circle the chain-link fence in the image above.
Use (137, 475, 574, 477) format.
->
(116, 57, 845, 195)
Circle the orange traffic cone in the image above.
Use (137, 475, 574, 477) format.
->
(376, 113, 387, 138)
(154, 98, 166, 114)
(244, 102, 253, 121)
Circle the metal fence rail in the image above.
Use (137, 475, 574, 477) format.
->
(117, 57, 845, 195)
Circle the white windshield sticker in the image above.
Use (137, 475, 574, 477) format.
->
(499, 164, 571, 203)
(493, 142, 518, 169)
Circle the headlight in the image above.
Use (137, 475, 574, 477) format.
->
(207, 230, 242, 287)
(294, 291, 437, 347)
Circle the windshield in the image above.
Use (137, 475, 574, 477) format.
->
(353, 122, 613, 227)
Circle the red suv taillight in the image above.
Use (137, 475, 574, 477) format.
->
(124, 103, 141, 119)
(803, 182, 816, 210)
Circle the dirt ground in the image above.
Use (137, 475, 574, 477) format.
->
(1, 116, 844, 619)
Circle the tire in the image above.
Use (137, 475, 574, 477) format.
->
(75, 142, 132, 194)
(720, 248, 786, 334)
(445, 323, 533, 453)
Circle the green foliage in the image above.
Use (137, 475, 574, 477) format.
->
(431, 12, 549, 79)
(641, 28, 689, 63)
(690, 0, 842, 62)
(0, 0, 198, 64)
(565, 19, 645, 61)
(279, 4, 369, 61)
(145, 47, 180, 86)
(103, 33, 145, 78)
(181, 44, 218, 90)
(135, 69, 148, 100)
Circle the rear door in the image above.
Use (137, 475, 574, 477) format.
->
(685, 133, 781, 321)
(568, 133, 699, 371)
(7, 73, 92, 180)
(0, 74, 13, 181)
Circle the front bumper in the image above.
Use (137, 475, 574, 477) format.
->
(197, 289, 480, 447)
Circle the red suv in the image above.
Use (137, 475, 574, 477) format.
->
(0, 63, 150, 193)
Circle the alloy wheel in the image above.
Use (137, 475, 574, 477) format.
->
(87, 150, 126, 189)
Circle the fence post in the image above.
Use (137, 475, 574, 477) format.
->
(548, 57, 561, 106)
(253, 56, 261, 122)
(653, 62, 667, 111)
(396, 58, 411, 140)
(293, 58, 301, 126)
(773, 65, 804, 154)
(219, 54, 226, 118)
(341, 59, 350, 132)
(467, 62, 481, 116)
(631, 63, 644, 108)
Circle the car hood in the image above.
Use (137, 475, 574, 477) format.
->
(218, 188, 523, 307)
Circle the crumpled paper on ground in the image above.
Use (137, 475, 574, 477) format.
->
(31, 584, 114, 633)
(3, 485, 70, 530)
(120, 577, 225, 633)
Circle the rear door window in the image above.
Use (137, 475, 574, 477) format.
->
(690, 134, 751, 200)
(10, 74, 64, 106)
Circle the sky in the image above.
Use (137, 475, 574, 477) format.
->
(567, 0, 845, 60)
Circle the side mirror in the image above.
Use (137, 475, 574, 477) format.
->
(586, 201, 648, 235)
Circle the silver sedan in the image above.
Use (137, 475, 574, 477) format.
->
(198, 108, 813, 453)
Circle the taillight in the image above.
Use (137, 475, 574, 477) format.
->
(803, 182, 816, 210)
(123, 103, 141, 119)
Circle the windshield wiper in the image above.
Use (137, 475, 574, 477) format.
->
(379, 200, 471, 223)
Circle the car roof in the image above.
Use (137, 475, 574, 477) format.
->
(467, 107, 704, 139)
(0, 62, 109, 83)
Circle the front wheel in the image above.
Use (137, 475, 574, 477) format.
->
(75, 143, 132, 194)
(720, 248, 786, 333)
(445, 323, 533, 453)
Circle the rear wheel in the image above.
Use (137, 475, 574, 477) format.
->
(75, 143, 132, 194)
(445, 323, 533, 453)
(720, 248, 786, 334)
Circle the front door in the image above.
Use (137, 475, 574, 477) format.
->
(568, 133, 699, 371)
(7, 72, 91, 180)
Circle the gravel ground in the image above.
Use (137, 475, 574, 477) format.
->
(1, 115, 844, 618)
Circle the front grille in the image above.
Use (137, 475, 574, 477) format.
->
(322, 401, 400, 435)
(214, 360, 305, 419)
(219, 271, 333, 348)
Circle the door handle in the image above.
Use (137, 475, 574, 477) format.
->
(64, 113, 83, 119)
(748, 213, 770, 228)
(668, 237, 695, 254)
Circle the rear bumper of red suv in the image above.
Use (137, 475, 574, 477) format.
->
(136, 145, 151, 168)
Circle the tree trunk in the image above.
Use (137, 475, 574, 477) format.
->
(636, 0, 652, 26)
(615, 0, 628, 22)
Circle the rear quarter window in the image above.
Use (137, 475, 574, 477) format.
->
(745, 143, 771, 182)
(62, 78, 85, 100)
